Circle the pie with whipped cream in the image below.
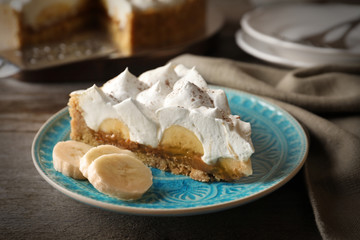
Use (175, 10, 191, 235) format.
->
(0, 0, 92, 51)
(0, 0, 206, 55)
(69, 63, 254, 182)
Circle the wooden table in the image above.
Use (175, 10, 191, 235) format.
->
(0, 2, 321, 239)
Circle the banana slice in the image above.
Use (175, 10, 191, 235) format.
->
(52, 140, 92, 180)
(87, 153, 153, 200)
(80, 144, 134, 178)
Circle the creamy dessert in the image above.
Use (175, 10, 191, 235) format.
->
(69, 63, 254, 182)
(0, 0, 206, 54)
(0, 0, 91, 51)
(101, 0, 206, 55)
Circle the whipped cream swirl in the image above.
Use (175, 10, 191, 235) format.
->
(72, 63, 254, 165)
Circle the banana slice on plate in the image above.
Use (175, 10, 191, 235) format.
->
(52, 140, 92, 180)
(80, 144, 133, 178)
(87, 153, 153, 200)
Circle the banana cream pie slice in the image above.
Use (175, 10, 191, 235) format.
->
(68, 63, 254, 182)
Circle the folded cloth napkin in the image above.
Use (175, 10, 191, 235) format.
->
(170, 54, 360, 240)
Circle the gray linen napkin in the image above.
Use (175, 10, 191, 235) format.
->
(170, 54, 360, 240)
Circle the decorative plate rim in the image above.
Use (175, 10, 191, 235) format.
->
(31, 87, 308, 216)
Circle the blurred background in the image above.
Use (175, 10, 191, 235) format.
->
(1, 0, 358, 82)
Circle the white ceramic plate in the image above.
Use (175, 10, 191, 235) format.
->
(236, 30, 310, 68)
(237, 3, 360, 67)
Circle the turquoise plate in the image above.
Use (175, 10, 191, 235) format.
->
(32, 87, 308, 216)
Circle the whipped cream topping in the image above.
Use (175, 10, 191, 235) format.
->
(102, 0, 185, 28)
(2, 0, 85, 29)
(2, 0, 186, 29)
(72, 63, 254, 165)
(0, 0, 30, 11)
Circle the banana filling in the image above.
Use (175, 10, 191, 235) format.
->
(160, 125, 204, 156)
(69, 63, 255, 182)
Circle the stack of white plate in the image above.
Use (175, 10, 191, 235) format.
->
(236, 3, 360, 68)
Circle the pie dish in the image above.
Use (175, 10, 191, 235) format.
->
(0, 0, 206, 55)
